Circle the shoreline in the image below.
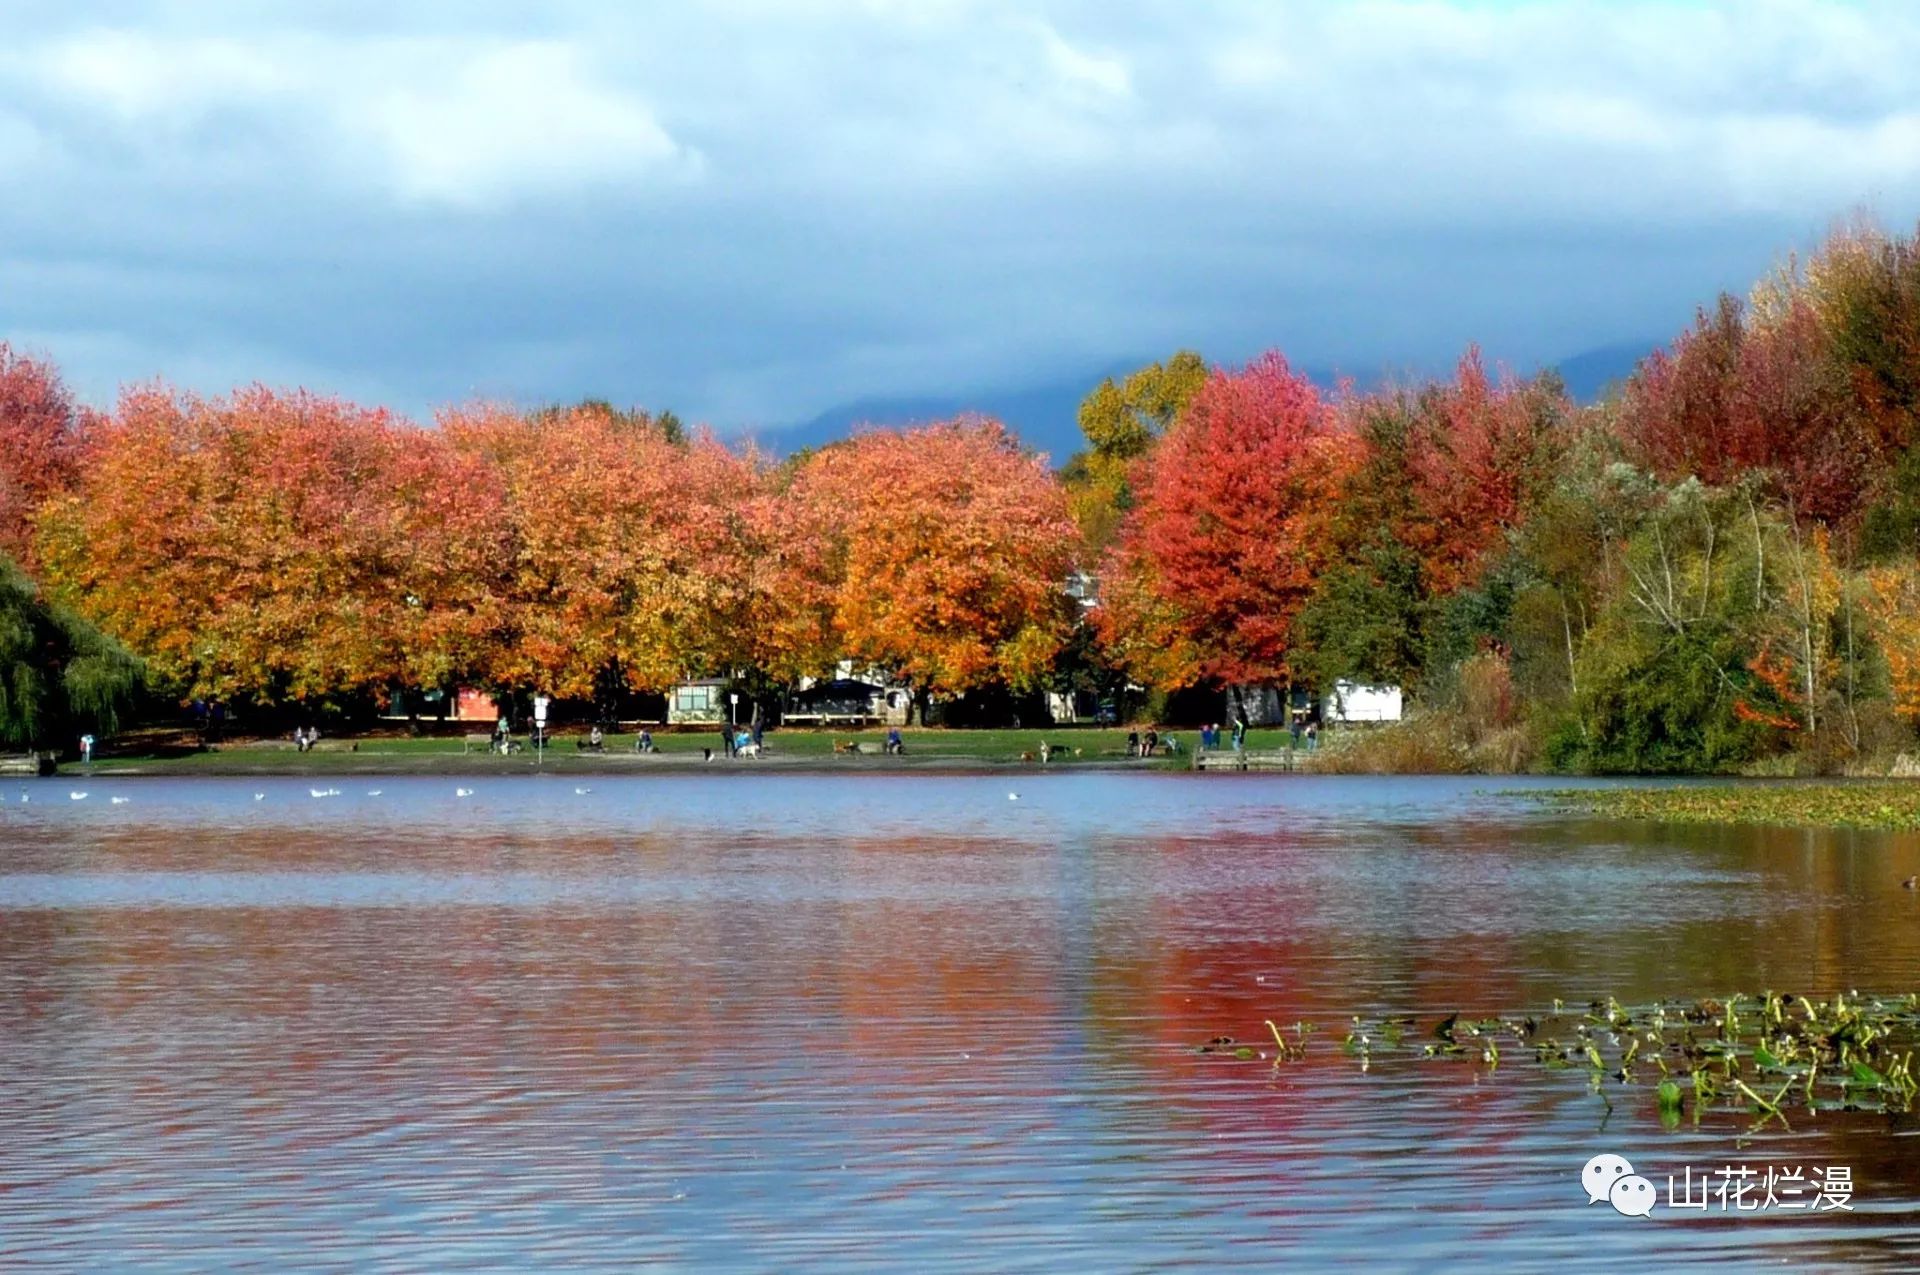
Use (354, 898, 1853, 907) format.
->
(58, 752, 1184, 779)
(32, 725, 1240, 779)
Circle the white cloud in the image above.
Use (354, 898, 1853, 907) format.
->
(341, 42, 698, 207)
(17, 29, 698, 207)
(37, 30, 282, 122)
(1036, 24, 1131, 105)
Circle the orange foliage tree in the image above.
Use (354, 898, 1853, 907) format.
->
(738, 460, 841, 687)
(788, 418, 1076, 707)
(0, 344, 88, 564)
(441, 402, 759, 699)
(1098, 352, 1355, 689)
(1863, 561, 1920, 725)
(35, 385, 491, 704)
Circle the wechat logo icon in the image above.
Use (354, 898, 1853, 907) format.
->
(1583, 1153, 1655, 1218)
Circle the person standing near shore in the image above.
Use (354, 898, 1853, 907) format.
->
(720, 720, 734, 758)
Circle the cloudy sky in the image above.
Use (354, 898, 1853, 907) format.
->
(3, 0, 1919, 439)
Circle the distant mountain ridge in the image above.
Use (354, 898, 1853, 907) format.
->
(1551, 342, 1650, 404)
(752, 342, 1656, 464)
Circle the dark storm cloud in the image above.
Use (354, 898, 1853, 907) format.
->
(2, 1, 1918, 430)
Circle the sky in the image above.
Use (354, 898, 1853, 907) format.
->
(3, 0, 1920, 442)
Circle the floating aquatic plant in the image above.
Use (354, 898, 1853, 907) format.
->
(1532, 784, 1920, 831)
(1204, 991, 1920, 1128)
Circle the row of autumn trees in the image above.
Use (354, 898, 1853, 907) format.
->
(3, 216, 1920, 768)
(0, 370, 1077, 737)
(1074, 218, 1920, 771)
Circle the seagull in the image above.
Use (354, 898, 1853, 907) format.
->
(253, 792, 266, 801)
(110, 796, 130, 805)
(366, 789, 382, 797)
(310, 787, 341, 799)
(574, 786, 592, 795)
(456, 787, 474, 798)
(69, 791, 87, 801)
(1007, 792, 1019, 801)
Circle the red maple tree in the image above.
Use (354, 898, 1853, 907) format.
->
(0, 344, 88, 563)
(1621, 295, 1878, 526)
(1400, 348, 1567, 593)
(1100, 352, 1355, 688)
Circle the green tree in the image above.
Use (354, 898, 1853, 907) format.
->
(1292, 395, 1428, 690)
(1292, 540, 1427, 690)
(1555, 480, 1793, 772)
(0, 557, 142, 750)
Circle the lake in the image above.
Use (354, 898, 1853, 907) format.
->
(3, 772, 1918, 1269)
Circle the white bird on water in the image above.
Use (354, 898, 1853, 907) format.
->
(110, 796, 130, 805)
(69, 791, 87, 801)
(575, 786, 592, 795)
(253, 792, 266, 801)
(310, 787, 340, 799)
(456, 787, 474, 798)
(366, 789, 382, 797)
(1007, 792, 1019, 801)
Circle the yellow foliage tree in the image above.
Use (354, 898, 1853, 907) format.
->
(1863, 561, 1920, 725)
(1063, 352, 1206, 552)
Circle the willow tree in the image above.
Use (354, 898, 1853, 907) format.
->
(0, 557, 142, 750)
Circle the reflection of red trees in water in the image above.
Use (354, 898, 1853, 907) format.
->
(7, 818, 1920, 1219)
(1110, 837, 1524, 1148)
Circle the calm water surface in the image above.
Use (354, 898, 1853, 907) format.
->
(3, 772, 1919, 1270)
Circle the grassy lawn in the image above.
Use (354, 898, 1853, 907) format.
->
(83, 726, 1300, 772)
(1539, 782, 1920, 831)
